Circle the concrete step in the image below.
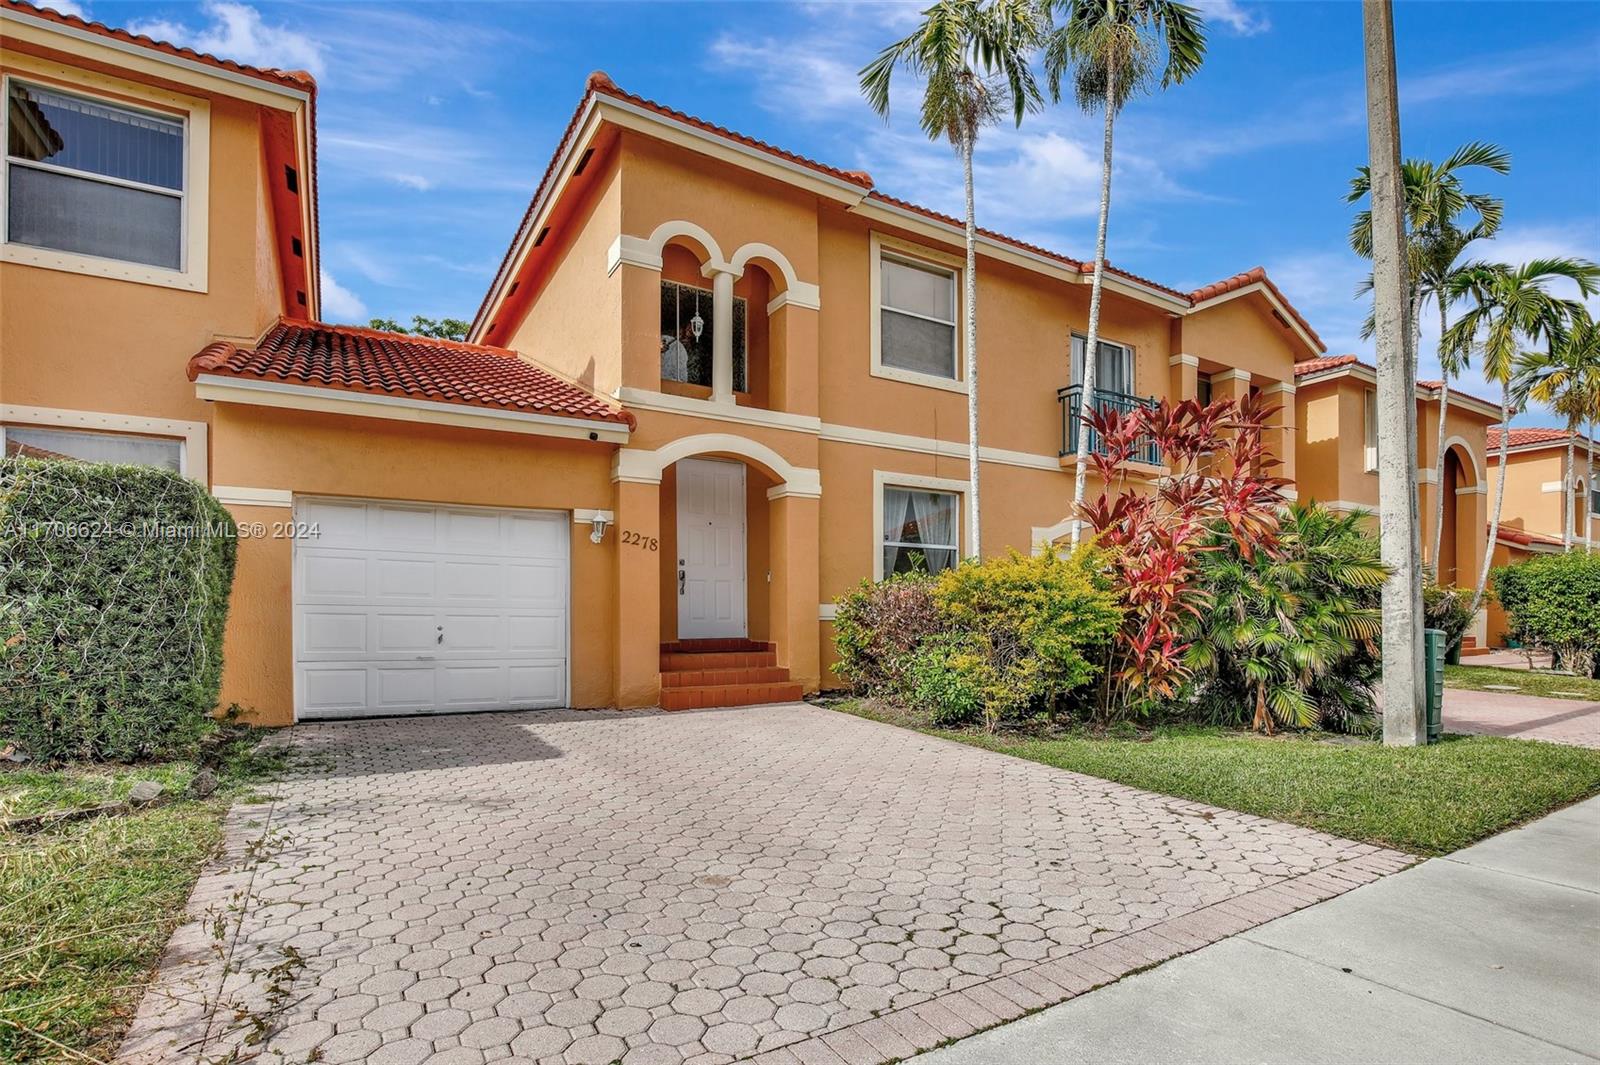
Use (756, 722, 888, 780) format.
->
(659, 639, 774, 654)
(660, 681, 804, 711)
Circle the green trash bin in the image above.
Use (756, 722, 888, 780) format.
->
(1424, 628, 1445, 744)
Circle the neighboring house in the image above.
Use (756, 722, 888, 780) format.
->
(1293, 355, 1500, 612)
(1484, 427, 1597, 644)
(2, 4, 1329, 725)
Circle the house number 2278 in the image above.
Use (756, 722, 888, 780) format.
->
(621, 531, 658, 550)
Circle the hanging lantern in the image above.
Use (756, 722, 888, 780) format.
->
(690, 291, 705, 340)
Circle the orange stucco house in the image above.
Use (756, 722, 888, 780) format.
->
(1482, 427, 1597, 644)
(7, 4, 1350, 726)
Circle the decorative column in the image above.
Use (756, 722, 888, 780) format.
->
(1169, 353, 1199, 405)
(767, 289, 821, 417)
(768, 483, 822, 692)
(1259, 380, 1297, 486)
(705, 265, 737, 405)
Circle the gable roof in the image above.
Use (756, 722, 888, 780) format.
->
(473, 72, 1324, 353)
(189, 321, 633, 428)
(1294, 354, 1502, 417)
(1486, 426, 1594, 455)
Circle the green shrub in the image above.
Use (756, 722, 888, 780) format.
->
(1186, 503, 1388, 733)
(902, 634, 987, 727)
(1491, 552, 1600, 677)
(831, 571, 944, 693)
(930, 549, 1121, 731)
(0, 458, 238, 762)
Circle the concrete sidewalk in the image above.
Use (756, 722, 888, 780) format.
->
(921, 797, 1600, 1064)
(1445, 687, 1600, 748)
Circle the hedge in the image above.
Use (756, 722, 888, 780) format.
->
(1491, 551, 1600, 677)
(0, 457, 238, 761)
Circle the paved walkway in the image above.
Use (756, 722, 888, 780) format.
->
(118, 704, 1408, 1065)
(922, 795, 1600, 1064)
(1445, 688, 1600, 748)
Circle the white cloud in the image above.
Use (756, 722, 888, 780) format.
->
(129, 1, 325, 77)
(1195, 0, 1271, 37)
(387, 173, 435, 192)
(40, 0, 87, 17)
(320, 270, 367, 323)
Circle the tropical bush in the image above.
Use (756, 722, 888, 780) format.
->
(831, 549, 1120, 730)
(831, 571, 943, 694)
(1079, 395, 1290, 719)
(1492, 552, 1600, 677)
(0, 458, 238, 761)
(1185, 503, 1388, 733)
(1423, 579, 1475, 658)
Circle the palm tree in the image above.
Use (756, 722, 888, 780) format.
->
(1348, 142, 1510, 571)
(1186, 503, 1388, 735)
(1515, 308, 1600, 549)
(1444, 258, 1600, 614)
(861, 0, 1045, 560)
(1042, 0, 1206, 545)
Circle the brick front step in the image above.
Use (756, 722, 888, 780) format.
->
(660, 650, 778, 671)
(1460, 646, 1495, 657)
(661, 666, 792, 688)
(660, 681, 804, 711)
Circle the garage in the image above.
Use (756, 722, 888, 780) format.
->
(293, 497, 569, 719)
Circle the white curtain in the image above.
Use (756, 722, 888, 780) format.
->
(884, 488, 957, 574)
(1071, 336, 1133, 396)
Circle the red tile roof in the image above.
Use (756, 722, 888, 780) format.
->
(1495, 526, 1565, 548)
(1486, 427, 1590, 451)
(1293, 353, 1364, 376)
(4, 1, 316, 92)
(188, 321, 634, 428)
(476, 72, 1324, 352)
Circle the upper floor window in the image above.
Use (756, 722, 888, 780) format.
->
(879, 254, 958, 381)
(1363, 388, 1378, 471)
(1196, 372, 1214, 406)
(5, 81, 185, 271)
(660, 279, 746, 392)
(1070, 334, 1134, 396)
(2, 424, 182, 472)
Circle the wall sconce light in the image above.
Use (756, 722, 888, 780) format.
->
(590, 514, 612, 544)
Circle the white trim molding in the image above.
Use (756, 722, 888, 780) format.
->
(619, 388, 822, 434)
(1440, 434, 1487, 484)
(817, 603, 838, 621)
(1169, 353, 1199, 368)
(606, 222, 821, 311)
(1416, 467, 1438, 485)
(612, 432, 821, 497)
(0, 403, 209, 483)
(1030, 516, 1080, 555)
(1541, 481, 1564, 494)
(1456, 485, 1488, 495)
(1213, 368, 1252, 384)
(872, 469, 968, 580)
(1258, 380, 1296, 396)
(212, 485, 291, 508)
(572, 508, 615, 524)
(193, 376, 631, 444)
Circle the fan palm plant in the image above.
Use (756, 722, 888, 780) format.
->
(861, 0, 1046, 559)
(1348, 144, 1510, 570)
(1445, 258, 1600, 612)
(1041, 0, 1206, 545)
(1185, 503, 1389, 734)
(1514, 308, 1600, 549)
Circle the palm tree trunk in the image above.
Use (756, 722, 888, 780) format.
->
(961, 138, 981, 559)
(1430, 302, 1451, 572)
(1469, 381, 1511, 617)
(1588, 425, 1595, 554)
(1566, 429, 1577, 550)
(1070, 61, 1117, 547)
(1364, 0, 1426, 746)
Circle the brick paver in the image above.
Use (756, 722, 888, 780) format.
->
(1444, 687, 1600, 748)
(119, 704, 1410, 1064)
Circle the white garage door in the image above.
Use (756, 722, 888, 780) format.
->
(294, 498, 568, 719)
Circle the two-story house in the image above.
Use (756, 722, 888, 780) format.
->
(1293, 355, 1500, 620)
(1482, 427, 1597, 643)
(2, 4, 1327, 726)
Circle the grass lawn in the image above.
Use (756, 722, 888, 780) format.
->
(0, 734, 285, 1064)
(836, 701, 1600, 857)
(1445, 663, 1600, 702)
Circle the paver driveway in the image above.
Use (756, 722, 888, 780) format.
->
(121, 704, 1410, 1065)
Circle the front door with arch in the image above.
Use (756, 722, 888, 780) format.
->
(676, 457, 747, 638)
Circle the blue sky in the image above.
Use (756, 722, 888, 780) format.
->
(68, 0, 1600, 426)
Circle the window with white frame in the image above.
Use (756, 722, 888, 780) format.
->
(2, 425, 182, 471)
(5, 80, 186, 270)
(879, 253, 958, 380)
(1070, 334, 1134, 395)
(1363, 388, 1378, 470)
(881, 485, 959, 576)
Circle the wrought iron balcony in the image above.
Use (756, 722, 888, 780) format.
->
(1057, 385, 1161, 466)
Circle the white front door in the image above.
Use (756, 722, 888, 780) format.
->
(293, 498, 569, 719)
(677, 458, 747, 639)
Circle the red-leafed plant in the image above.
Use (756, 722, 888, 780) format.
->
(1079, 393, 1290, 719)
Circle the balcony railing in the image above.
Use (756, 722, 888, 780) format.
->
(1057, 385, 1161, 465)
